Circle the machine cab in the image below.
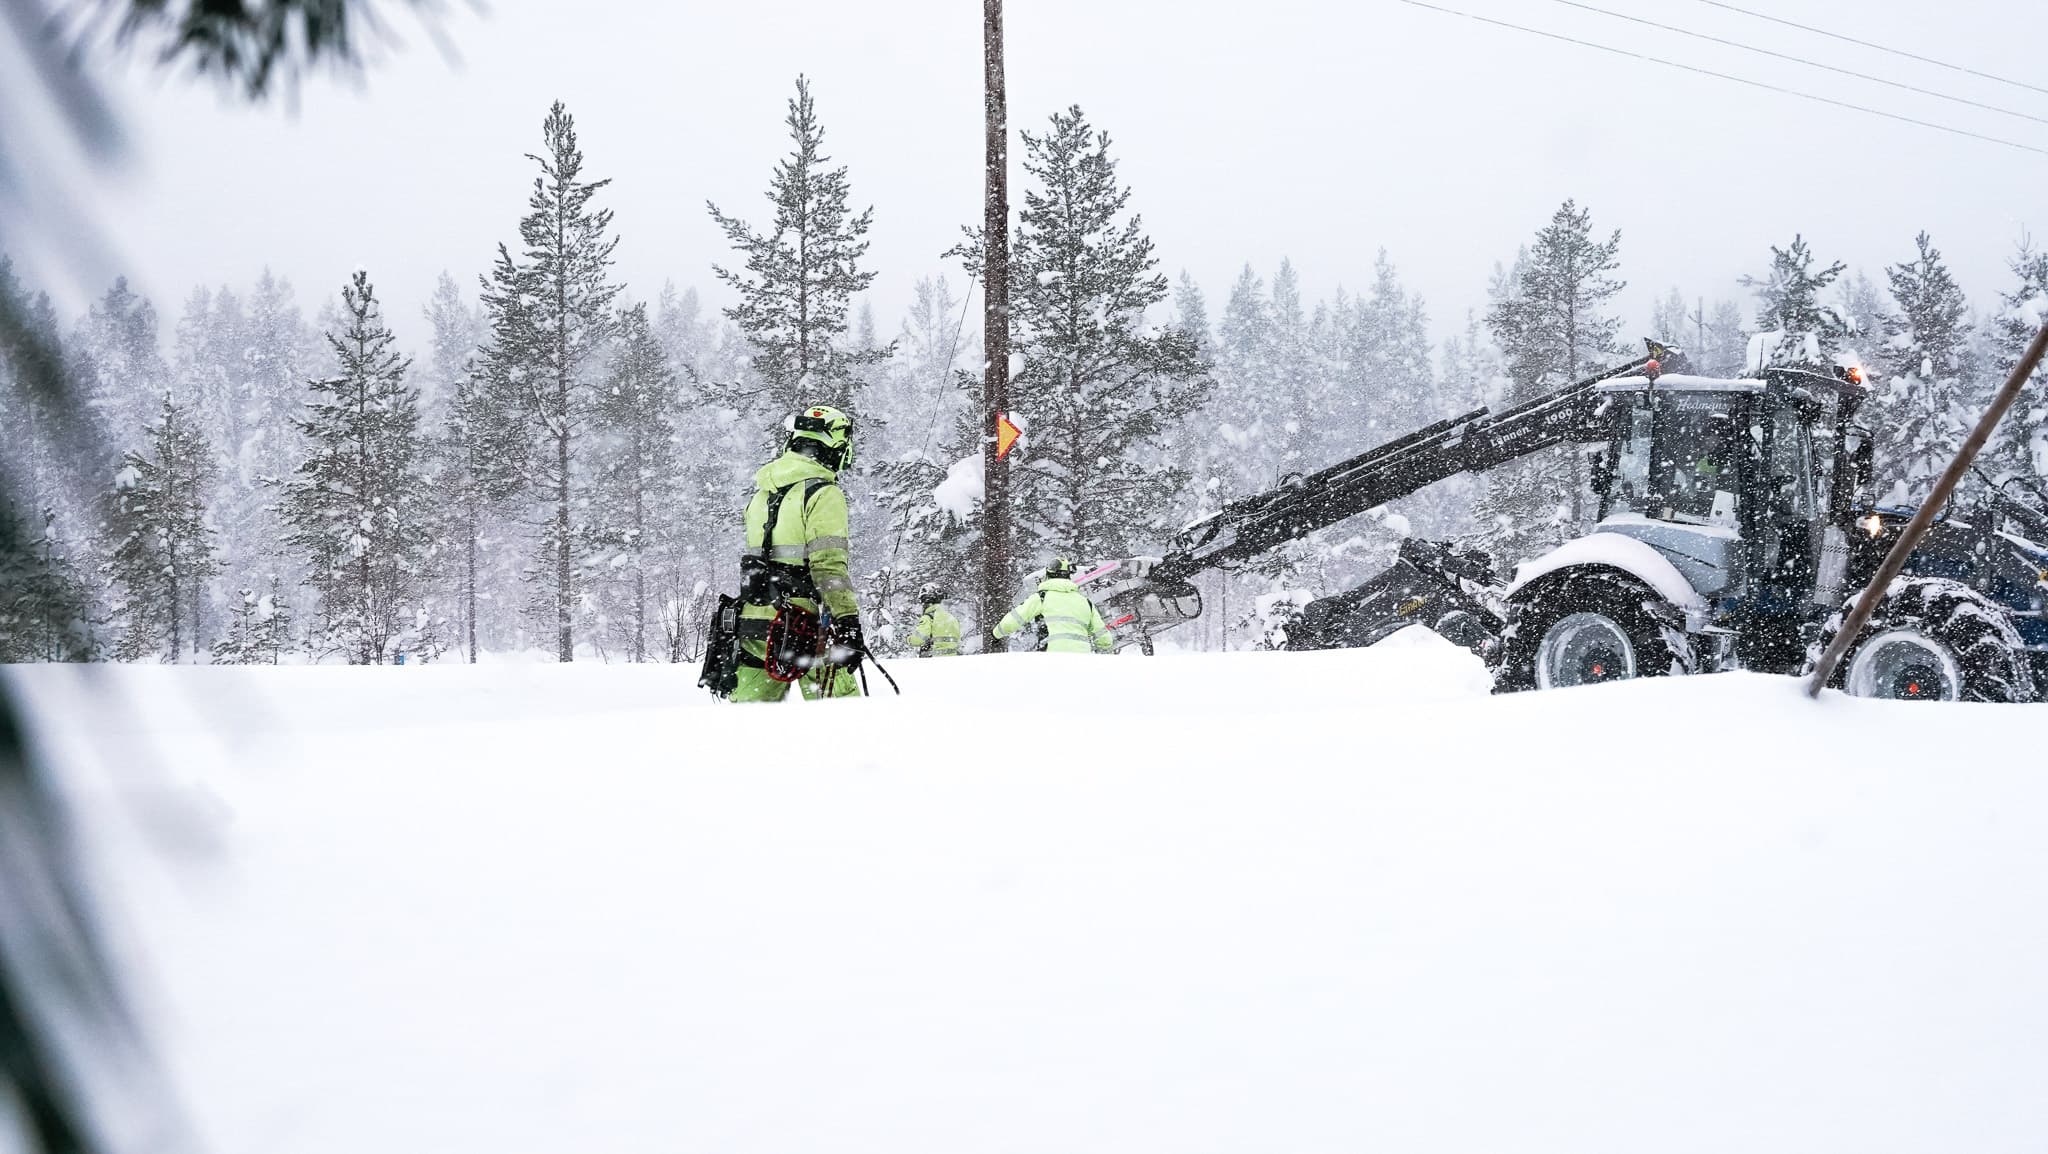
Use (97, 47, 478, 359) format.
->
(1589, 366, 1840, 608)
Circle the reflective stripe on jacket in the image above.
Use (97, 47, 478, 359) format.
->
(740, 451, 859, 620)
(992, 577, 1113, 653)
(904, 605, 962, 656)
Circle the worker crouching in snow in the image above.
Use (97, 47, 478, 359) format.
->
(732, 405, 867, 701)
(902, 582, 963, 656)
(993, 558, 1115, 653)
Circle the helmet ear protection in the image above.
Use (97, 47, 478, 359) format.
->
(786, 407, 856, 471)
(1045, 557, 1076, 579)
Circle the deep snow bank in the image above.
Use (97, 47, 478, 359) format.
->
(11, 631, 2048, 1154)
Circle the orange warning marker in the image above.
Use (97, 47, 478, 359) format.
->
(995, 412, 1022, 460)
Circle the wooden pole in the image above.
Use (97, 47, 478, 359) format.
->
(1807, 317, 2048, 697)
(979, 0, 1012, 652)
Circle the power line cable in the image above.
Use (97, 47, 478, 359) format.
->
(1693, 0, 2048, 100)
(1390, 0, 2048, 158)
(1546, 0, 2048, 128)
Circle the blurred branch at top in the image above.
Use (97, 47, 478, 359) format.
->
(62, 0, 451, 101)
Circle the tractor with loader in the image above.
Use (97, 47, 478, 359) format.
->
(1086, 339, 2048, 701)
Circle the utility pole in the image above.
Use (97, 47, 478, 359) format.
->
(979, 0, 1012, 652)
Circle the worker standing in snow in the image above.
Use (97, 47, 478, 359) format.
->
(993, 558, 1115, 654)
(902, 583, 963, 657)
(731, 405, 867, 701)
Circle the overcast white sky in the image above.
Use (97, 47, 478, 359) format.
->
(32, 0, 2048, 355)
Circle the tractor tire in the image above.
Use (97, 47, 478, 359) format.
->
(1808, 576, 2037, 703)
(1492, 567, 1696, 694)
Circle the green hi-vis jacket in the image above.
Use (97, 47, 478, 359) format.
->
(904, 605, 962, 656)
(993, 577, 1114, 654)
(741, 451, 859, 620)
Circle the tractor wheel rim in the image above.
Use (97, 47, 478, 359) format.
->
(1535, 612, 1637, 689)
(1845, 629, 1960, 701)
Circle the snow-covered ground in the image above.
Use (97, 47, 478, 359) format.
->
(14, 631, 2048, 1154)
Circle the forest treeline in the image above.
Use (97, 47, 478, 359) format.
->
(3, 79, 2044, 662)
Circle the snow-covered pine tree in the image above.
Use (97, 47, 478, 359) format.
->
(102, 393, 218, 661)
(1007, 105, 1208, 572)
(1985, 237, 2048, 487)
(709, 75, 889, 420)
(478, 100, 623, 662)
(1742, 235, 1847, 358)
(280, 270, 433, 665)
(1475, 201, 1625, 563)
(589, 302, 677, 662)
(1873, 232, 1975, 500)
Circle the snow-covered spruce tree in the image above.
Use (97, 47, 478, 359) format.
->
(1986, 238, 2048, 486)
(1742, 235, 1847, 358)
(102, 393, 219, 661)
(478, 100, 622, 662)
(1873, 232, 1976, 500)
(589, 302, 677, 662)
(1007, 105, 1208, 572)
(280, 270, 433, 665)
(709, 75, 889, 421)
(1475, 201, 1625, 564)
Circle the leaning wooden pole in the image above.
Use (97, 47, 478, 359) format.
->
(1807, 317, 2048, 697)
(979, 0, 1013, 652)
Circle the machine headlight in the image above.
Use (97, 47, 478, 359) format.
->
(1863, 513, 1885, 539)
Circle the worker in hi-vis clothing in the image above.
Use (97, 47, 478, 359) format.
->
(902, 583, 963, 656)
(732, 405, 866, 701)
(993, 558, 1115, 654)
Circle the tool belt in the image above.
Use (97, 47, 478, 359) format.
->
(738, 555, 818, 604)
